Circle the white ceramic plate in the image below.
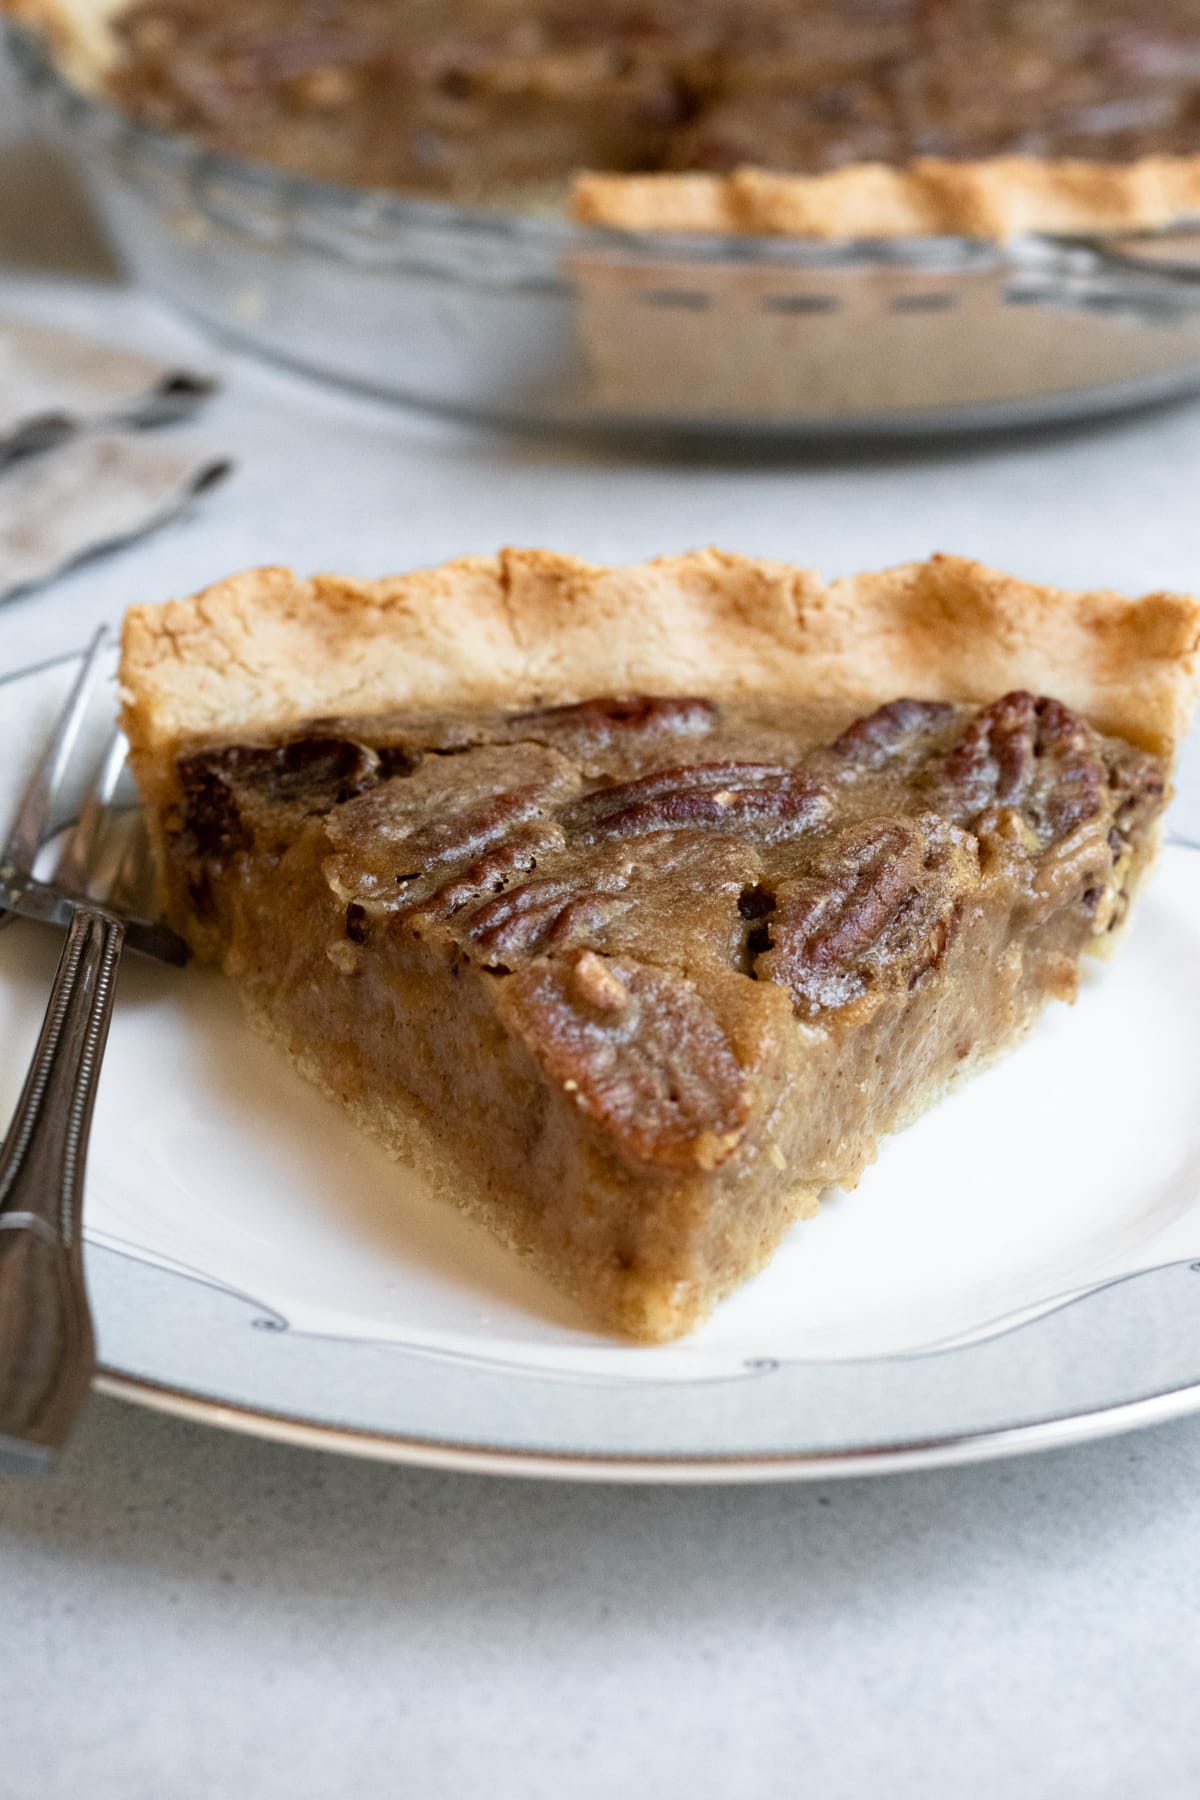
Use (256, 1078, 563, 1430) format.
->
(4, 646, 1200, 1481)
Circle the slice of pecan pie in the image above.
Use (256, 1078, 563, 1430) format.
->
(119, 550, 1200, 1340)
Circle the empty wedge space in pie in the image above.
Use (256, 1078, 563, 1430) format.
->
(117, 551, 1200, 1341)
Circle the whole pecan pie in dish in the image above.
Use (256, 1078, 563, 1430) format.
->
(12, 0, 1200, 237)
(118, 550, 1200, 1340)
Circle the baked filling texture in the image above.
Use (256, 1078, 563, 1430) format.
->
(118, 550, 1200, 1341)
(18, 0, 1200, 234)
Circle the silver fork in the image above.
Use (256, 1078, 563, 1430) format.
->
(0, 629, 185, 1472)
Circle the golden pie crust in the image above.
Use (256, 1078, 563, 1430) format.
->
(572, 158, 1200, 243)
(4, 0, 125, 90)
(119, 547, 1200, 792)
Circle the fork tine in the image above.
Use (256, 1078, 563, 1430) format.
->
(110, 802, 149, 913)
(53, 727, 128, 898)
(0, 627, 111, 881)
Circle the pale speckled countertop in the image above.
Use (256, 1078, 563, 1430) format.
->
(4, 54, 1200, 1800)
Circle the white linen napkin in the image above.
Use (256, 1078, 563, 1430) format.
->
(0, 430, 230, 600)
(0, 318, 216, 460)
(0, 317, 229, 599)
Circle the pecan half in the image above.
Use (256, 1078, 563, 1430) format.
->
(506, 695, 718, 757)
(397, 789, 555, 877)
(755, 814, 979, 1017)
(935, 692, 1107, 838)
(1107, 746, 1168, 842)
(323, 741, 579, 907)
(467, 868, 631, 963)
(499, 951, 751, 1173)
(830, 699, 957, 770)
(1026, 818, 1120, 927)
(565, 762, 831, 844)
(393, 822, 566, 930)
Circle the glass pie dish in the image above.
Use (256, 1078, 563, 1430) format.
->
(11, 14, 1200, 440)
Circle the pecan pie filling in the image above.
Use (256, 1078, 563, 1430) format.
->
(162, 689, 1167, 1340)
(103, 0, 1200, 203)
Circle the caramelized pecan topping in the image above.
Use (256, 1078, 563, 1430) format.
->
(401, 788, 557, 874)
(393, 824, 566, 930)
(1107, 750, 1168, 840)
(934, 691, 1109, 839)
(109, 0, 1200, 206)
(564, 762, 831, 843)
(506, 695, 718, 759)
(460, 830, 763, 970)
(467, 869, 631, 963)
(174, 691, 1170, 1052)
(755, 814, 979, 1017)
(830, 699, 957, 770)
(1025, 819, 1121, 926)
(322, 741, 579, 908)
(499, 950, 751, 1172)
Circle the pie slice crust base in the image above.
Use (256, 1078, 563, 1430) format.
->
(119, 551, 1200, 1340)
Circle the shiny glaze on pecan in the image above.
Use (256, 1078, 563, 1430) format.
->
(391, 824, 567, 932)
(935, 692, 1107, 837)
(755, 814, 979, 1017)
(173, 691, 1170, 1049)
(499, 950, 751, 1173)
(829, 699, 957, 771)
(505, 695, 719, 765)
(564, 762, 832, 843)
(926, 691, 1167, 929)
(322, 740, 579, 907)
(466, 869, 632, 963)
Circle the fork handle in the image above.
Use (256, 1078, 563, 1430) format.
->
(0, 908, 124, 1467)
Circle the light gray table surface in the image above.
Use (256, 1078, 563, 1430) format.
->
(4, 59, 1200, 1800)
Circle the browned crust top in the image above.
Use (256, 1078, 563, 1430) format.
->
(118, 550, 1200, 781)
(571, 157, 1200, 243)
(3, 0, 125, 85)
